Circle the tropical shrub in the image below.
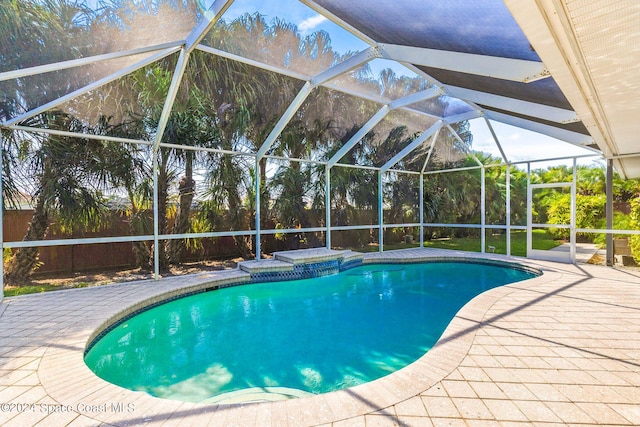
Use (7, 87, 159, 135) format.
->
(545, 193, 606, 240)
(592, 212, 633, 247)
(629, 198, 640, 262)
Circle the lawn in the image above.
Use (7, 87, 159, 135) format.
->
(422, 229, 561, 256)
(338, 229, 561, 256)
(3, 282, 91, 297)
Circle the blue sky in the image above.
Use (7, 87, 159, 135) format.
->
(219, 0, 368, 54)
(468, 119, 598, 168)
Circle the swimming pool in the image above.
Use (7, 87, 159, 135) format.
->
(84, 261, 538, 403)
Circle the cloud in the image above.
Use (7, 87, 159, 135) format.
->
(503, 132, 522, 142)
(299, 14, 328, 32)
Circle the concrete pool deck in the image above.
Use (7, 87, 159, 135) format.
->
(1, 248, 639, 426)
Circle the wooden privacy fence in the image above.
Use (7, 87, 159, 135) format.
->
(2, 210, 246, 276)
(2, 209, 400, 276)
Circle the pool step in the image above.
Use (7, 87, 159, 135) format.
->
(238, 248, 364, 277)
(238, 258, 294, 274)
(342, 250, 364, 264)
(273, 247, 349, 264)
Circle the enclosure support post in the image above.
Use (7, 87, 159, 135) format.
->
(526, 163, 532, 257)
(0, 141, 4, 302)
(325, 164, 331, 249)
(378, 170, 384, 253)
(506, 163, 511, 256)
(419, 172, 424, 247)
(606, 159, 614, 266)
(255, 159, 261, 260)
(152, 151, 160, 280)
(570, 158, 577, 263)
(481, 166, 486, 253)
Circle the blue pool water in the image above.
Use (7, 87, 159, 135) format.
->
(85, 261, 537, 402)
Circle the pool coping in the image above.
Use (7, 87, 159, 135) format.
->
(31, 249, 557, 426)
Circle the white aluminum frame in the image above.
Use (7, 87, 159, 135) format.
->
(447, 86, 580, 124)
(0, 42, 185, 83)
(526, 165, 576, 263)
(379, 44, 550, 83)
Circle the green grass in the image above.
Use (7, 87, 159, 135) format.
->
(334, 241, 422, 253)
(423, 229, 561, 256)
(3, 282, 91, 297)
(341, 230, 562, 256)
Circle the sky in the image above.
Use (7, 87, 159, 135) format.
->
(218, 0, 369, 53)
(468, 119, 599, 170)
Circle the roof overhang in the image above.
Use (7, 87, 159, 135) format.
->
(504, 0, 640, 178)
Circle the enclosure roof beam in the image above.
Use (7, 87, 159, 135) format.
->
(152, 49, 190, 151)
(445, 124, 483, 167)
(444, 111, 483, 125)
(327, 105, 391, 167)
(185, 0, 235, 52)
(421, 128, 441, 173)
(5, 125, 152, 147)
(483, 110, 596, 148)
(311, 47, 380, 87)
(381, 120, 443, 172)
(256, 82, 314, 161)
(389, 87, 443, 110)
(399, 62, 482, 120)
(0, 41, 184, 83)
(379, 43, 550, 83)
(196, 45, 311, 81)
(484, 118, 509, 164)
(3, 47, 180, 127)
(319, 81, 443, 121)
(446, 86, 579, 124)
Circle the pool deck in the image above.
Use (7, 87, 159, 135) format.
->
(1, 248, 639, 426)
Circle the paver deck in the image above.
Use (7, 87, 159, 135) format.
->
(0, 248, 639, 426)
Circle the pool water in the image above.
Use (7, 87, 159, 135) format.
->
(85, 261, 537, 403)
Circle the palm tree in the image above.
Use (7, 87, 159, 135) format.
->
(576, 165, 604, 196)
(97, 114, 155, 269)
(269, 115, 332, 248)
(509, 166, 529, 227)
(4, 112, 121, 283)
(88, 0, 204, 269)
(198, 15, 327, 256)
